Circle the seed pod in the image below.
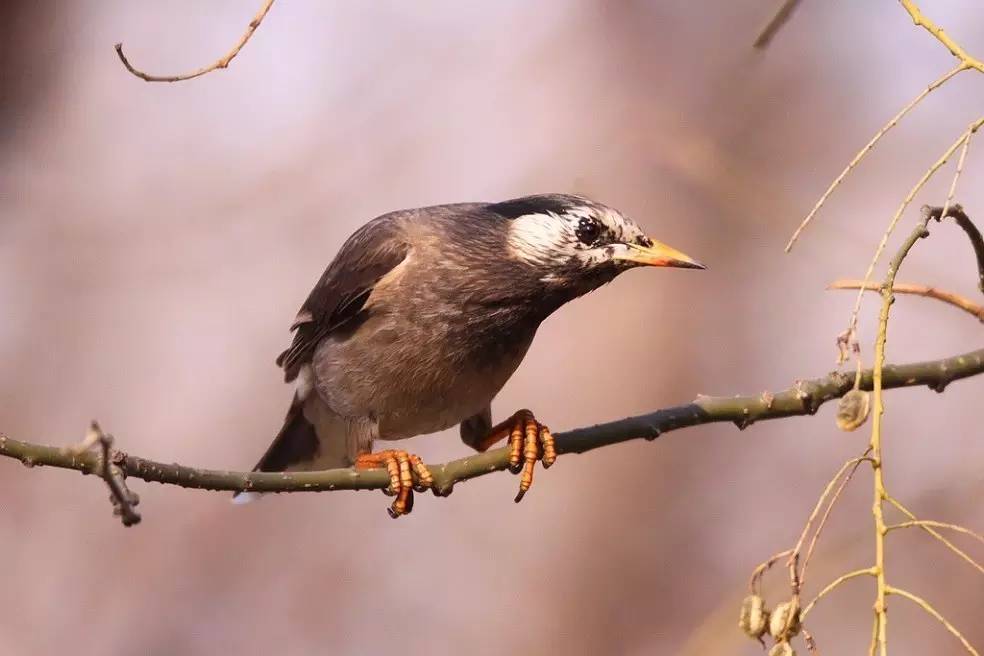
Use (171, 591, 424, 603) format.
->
(768, 641, 795, 656)
(769, 600, 801, 640)
(836, 389, 870, 431)
(739, 594, 769, 639)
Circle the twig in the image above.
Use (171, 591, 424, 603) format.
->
(885, 496, 984, 575)
(803, 627, 819, 654)
(115, 0, 276, 83)
(753, 0, 803, 49)
(1, 348, 983, 523)
(884, 520, 984, 545)
(784, 65, 965, 252)
(801, 567, 877, 618)
(841, 117, 983, 366)
(898, 0, 984, 74)
(828, 280, 984, 322)
(944, 205, 984, 293)
(867, 210, 938, 656)
(798, 453, 872, 590)
(886, 586, 979, 656)
(750, 549, 794, 594)
(785, 452, 872, 596)
(75, 422, 141, 527)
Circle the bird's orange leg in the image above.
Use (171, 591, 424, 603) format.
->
(353, 449, 433, 518)
(474, 409, 556, 502)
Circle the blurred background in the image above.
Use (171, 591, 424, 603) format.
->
(1, 1, 982, 654)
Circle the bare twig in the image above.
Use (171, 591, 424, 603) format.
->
(833, 204, 984, 322)
(887, 586, 979, 656)
(898, 0, 984, 74)
(750, 548, 794, 594)
(115, 0, 276, 83)
(841, 118, 983, 367)
(801, 567, 877, 618)
(828, 280, 984, 322)
(885, 496, 984, 575)
(943, 205, 984, 293)
(798, 453, 872, 590)
(754, 0, 803, 49)
(1, 348, 983, 524)
(884, 520, 984, 545)
(784, 65, 965, 252)
(867, 210, 939, 656)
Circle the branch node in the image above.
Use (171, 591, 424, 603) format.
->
(81, 422, 142, 527)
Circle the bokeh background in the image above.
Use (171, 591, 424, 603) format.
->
(2, 2, 982, 654)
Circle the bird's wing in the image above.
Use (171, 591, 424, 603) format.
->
(276, 216, 410, 381)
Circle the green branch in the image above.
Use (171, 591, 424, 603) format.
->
(1, 347, 982, 515)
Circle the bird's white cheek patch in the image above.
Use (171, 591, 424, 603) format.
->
(507, 213, 575, 265)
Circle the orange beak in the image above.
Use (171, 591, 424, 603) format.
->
(613, 239, 706, 269)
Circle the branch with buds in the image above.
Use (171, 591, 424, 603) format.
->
(1, 346, 982, 527)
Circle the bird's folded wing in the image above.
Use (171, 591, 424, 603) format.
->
(276, 216, 410, 381)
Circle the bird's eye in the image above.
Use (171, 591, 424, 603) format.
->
(575, 217, 601, 245)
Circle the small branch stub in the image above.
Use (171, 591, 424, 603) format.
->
(76, 422, 141, 527)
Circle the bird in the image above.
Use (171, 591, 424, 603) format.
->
(235, 193, 704, 517)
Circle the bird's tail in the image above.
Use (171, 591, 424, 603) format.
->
(232, 391, 348, 504)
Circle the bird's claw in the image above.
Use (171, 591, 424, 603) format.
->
(502, 409, 556, 502)
(354, 449, 433, 518)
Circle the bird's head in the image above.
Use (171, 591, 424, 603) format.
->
(493, 194, 704, 291)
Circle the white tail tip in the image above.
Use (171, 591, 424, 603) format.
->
(231, 491, 263, 505)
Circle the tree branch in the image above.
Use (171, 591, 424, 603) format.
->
(898, 0, 984, 75)
(940, 205, 984, 294)
(115, 0, 276, 83)
(828, 280, 984, 322)
(754, 0, 803, 49)
(1, 347, 982, 519)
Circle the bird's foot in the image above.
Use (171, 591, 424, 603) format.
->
(354, 449, 433, 518)
(478, 409, 556, 503)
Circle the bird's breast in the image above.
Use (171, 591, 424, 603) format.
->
(311, 298, 538, 440)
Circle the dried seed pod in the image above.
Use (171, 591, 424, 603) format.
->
(769, 600, 802, 641)
(739, 594, 769, 639)
(768, 641, 795, 656)
(836, 389, 870, 432)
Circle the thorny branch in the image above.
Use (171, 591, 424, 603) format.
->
(2, 348, 983, 526)
(115, 0, 276, 83)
